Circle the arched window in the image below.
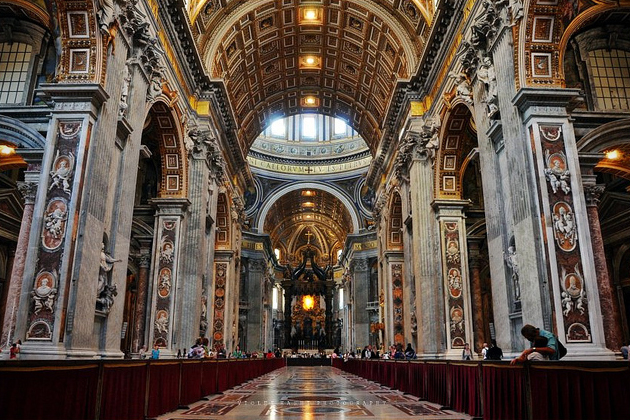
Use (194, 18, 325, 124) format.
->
(569, 25, 630, 112)
(0, 20, 48, 106)
(586, 49, 630, 111)
(0, 42, 33, 104)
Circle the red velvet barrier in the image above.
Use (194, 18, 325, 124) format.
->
(332, 358, 344, 369)
(100, 363, 147, 420)
(180, 360, 203, 406)
(425, 362, 449, 407)
(216, 360, 231, 392)
(450, 363, 481, 417)
(394, 361, 408, 391)
(147, 362, 181, 418)
(0, 363, 99, 420)
(407, 361, 425, 398)
(530, 364, 630, 420)
(379, 360, 389, 386)
(201, 360, 219, 396)
(482, 364, 525, 420)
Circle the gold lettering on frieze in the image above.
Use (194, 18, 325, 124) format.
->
(247, 156, 371, 174)
(352, 241, 377, 251)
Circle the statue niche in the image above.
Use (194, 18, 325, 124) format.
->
(282, 247, 333, 351)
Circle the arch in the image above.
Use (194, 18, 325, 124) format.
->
(196, 0, 425, 151)
(143, 101, 188, 198)
(256, 181, 361, 234)
(0, 115, 46, 149)
(577, 118, 630, 153)
(435, 104, 477, 199)
(2, 0, 51, 30)
(557, 4, 627, 82)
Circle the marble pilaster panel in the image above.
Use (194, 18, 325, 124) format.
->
(147, 198, 189, 355)
(434, 200, 474, 357)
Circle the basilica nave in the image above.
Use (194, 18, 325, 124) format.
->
(0, 0, 630, 365)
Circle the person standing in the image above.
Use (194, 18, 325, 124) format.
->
(462, 343, 473, 360)
(481, 342, 489, 360)
(485, 339, 503, 360)
(151, 343, 160, 359)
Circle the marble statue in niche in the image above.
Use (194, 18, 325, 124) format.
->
(477, 56, 499, 118)
(504, 245, 521, 301)
(97, 243, 121, 313)
(119, 59, 133, 117)
(449, 71, 473, 104)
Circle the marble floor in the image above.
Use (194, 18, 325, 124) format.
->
(156, 366, 472, 420)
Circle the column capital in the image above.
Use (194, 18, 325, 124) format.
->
(17, 181, 38, 205)
(584, 184, 606, 207)
(138, 253, 151, 268)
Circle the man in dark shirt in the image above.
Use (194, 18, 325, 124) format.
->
(485, 339, 503, 360)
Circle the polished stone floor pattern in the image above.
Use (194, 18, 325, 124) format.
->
(156, 366, 472, 419)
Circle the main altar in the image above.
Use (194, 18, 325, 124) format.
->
(281, 247, 334, 351)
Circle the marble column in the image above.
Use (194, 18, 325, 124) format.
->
(407, 143, 442, 357)
(581, 154, 623, 351)
(351, 258, 370, 351)
(467, 238, 485, 353)
(173, 147, 208, 350)
(246, 258, 265, 351)
(131, 253, 151, 353)
(1, 180, 38, 348)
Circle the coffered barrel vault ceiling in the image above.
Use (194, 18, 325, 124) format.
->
(263, 188, 354, 260)
(194, 0, 432, 153)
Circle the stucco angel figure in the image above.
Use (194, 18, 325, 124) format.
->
(32, 277, 58, 315)
(49, 153, 75, 193)
(44, 207, 68, 239)
(544, 150, 571, 195)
